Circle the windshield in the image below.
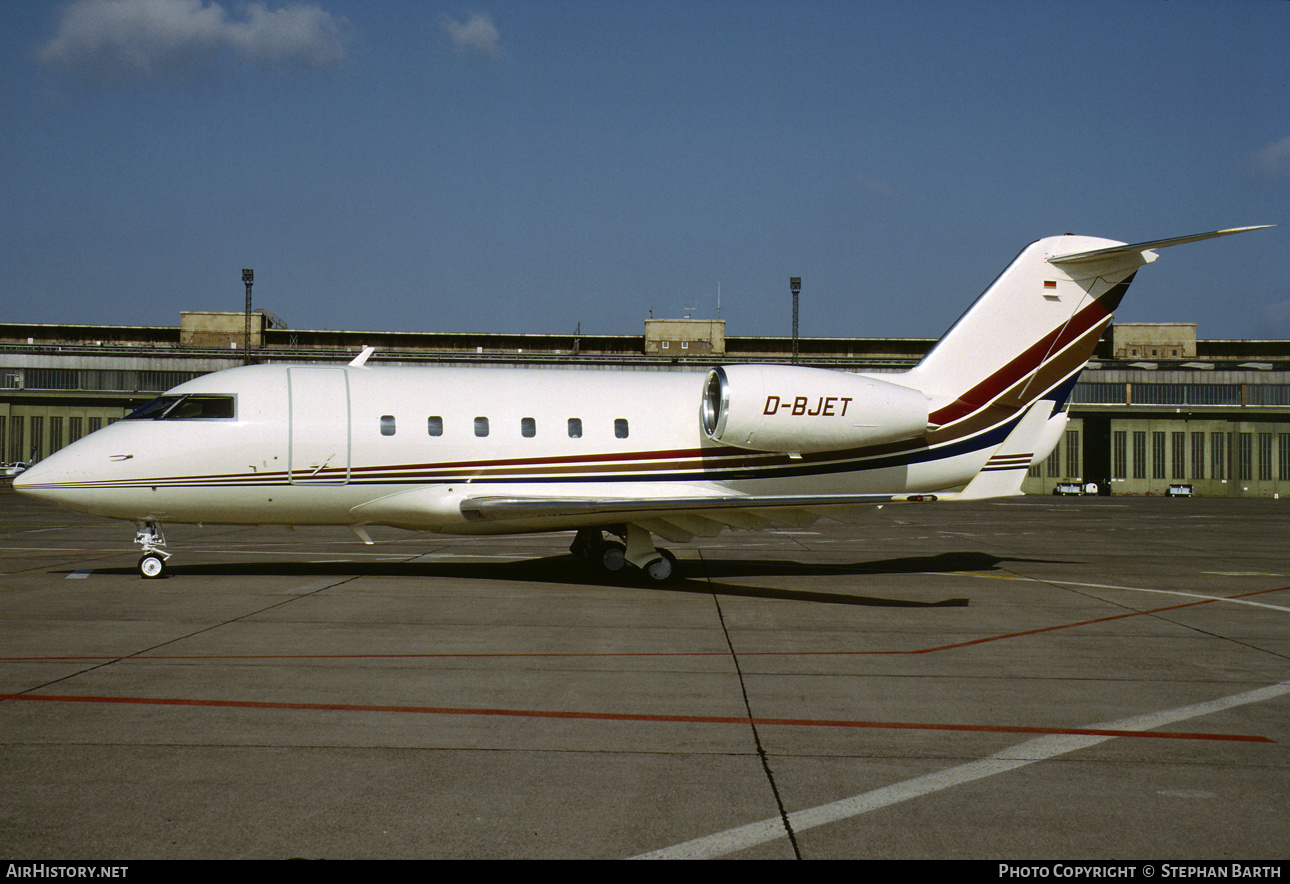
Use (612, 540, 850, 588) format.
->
(125, 394, 235, 420)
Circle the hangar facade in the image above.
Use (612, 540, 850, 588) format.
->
(3, 314, 1288, 498)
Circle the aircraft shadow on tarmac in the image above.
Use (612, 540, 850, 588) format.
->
(73, 550, 1074, 609)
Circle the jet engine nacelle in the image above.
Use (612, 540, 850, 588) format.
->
(701, 365, 930, 453)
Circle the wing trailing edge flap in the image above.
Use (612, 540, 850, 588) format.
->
(459, 493, 936, 535)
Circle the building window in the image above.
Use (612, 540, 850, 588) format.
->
(1171, 432, 1185, 480)
(1132, 431, 1146, 480)
(1064, 429, 1080, 479)
(427, 416, 443, 436)
(568, 418, 582, 438)
(521, 417, 536, 438)
(1191, 432, 1205, 480)
(1247, 385, 1290, 406)
(1279, 434, 1290, 481)
(69, 417, 83, 444)
(474, 416, 489, 437)
(8, 416, 23, 462)
(614, 418, 629, 439)
(1152, 431, 1166, 480)
(50, 417, 63, 454)
(1258, 433, 1272, 481)
(1071, 383, 1126, 404)
(30, 417, 44, 460)
(88, 417, 101, 434)
(1046, 441, 1061, 478)
(1112, 431, 1126, 480)
(1237, 433, 1253, 481)
(1211, 432, 1226, 481)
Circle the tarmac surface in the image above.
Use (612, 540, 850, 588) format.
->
(1, 487, 1287, 860)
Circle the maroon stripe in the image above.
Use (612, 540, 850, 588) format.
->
(930, 300, 1111, 425)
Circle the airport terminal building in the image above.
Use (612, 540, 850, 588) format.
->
(3, 313, 1288, 498)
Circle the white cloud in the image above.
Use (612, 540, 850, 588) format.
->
(227, 3, 348, 68)
(1251, 135, 1290, 179)
(38, 0, 349, 80)
(440, 11, 503, 60)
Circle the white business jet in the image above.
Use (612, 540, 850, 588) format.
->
(15, 227, 1269, 580)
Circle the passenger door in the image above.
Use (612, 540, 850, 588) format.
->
(288, 367, 350, 484)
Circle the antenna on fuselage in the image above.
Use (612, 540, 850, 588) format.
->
(349, 346, 375, 367)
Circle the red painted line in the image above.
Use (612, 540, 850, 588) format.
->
(0, 693, 1270, 743)
(4, 586, 1286, 663)
(908, 585, 1290, 655)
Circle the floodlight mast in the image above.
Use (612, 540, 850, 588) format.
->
(790, 276, 801, 364)
(242, 268, 254, 365)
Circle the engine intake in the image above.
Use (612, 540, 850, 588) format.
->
(701, 365, 929, 453)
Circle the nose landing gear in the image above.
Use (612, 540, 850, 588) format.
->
(134, 521, 171, 579)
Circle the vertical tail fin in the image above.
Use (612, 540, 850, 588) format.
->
(903, 227, 1270, 433)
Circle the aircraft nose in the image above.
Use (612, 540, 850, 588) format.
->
(12, 456, 59, 500)
(11, 443, 97, 509)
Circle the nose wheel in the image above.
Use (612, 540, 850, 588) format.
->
(134, 521, 171, 579)
(138, 553, 168, 579)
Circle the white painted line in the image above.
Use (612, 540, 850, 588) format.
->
(633, 680, 1290, 860)
(66, 570, 93, 579)
(1029, 579, 1290, 613)
(935, 572, 1290, 613)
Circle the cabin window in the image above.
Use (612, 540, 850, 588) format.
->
(380, 415, 396, 436)
(125, 394, 235, 421)
(474, 416, 489, 437)
(521, 417, 536, 438)
(614, 418, 629, 439)
(427, 416, 443, 436)
(567, 418, 582, 438)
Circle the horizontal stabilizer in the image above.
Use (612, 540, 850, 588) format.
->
(1048, 226, 1271, 265)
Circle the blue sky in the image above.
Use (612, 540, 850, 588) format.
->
(3, 1, 1287, 341)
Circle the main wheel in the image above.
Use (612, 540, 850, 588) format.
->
(599, 541, 626, 572)
(139, 553, 167, 579)
(645, 551, 674, 582)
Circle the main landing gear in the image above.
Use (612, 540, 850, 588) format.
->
(570, 525, 678, 582)
(135, 521, 171, 579)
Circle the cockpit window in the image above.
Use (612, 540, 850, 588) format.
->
(125, 396, 183, 420)
(125, 394, 235, 420)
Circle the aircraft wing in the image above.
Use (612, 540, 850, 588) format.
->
(461, 492, 934, 520)
(457, 492, 937, 542)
